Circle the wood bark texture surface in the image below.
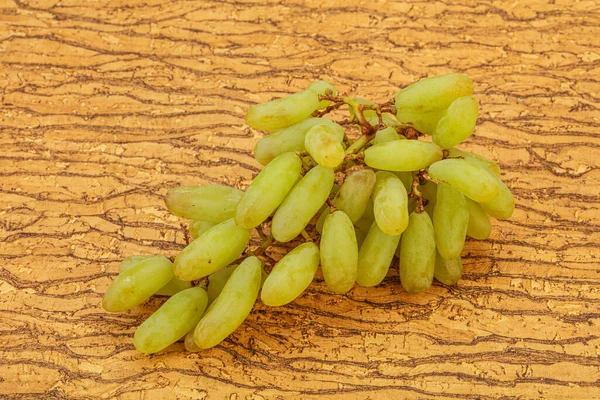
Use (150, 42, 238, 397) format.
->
(1, 0, 599, 399)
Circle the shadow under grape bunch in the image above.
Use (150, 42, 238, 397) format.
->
(102, 73, 515, 354)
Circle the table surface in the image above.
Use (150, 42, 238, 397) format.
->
(1, 1, 599, 399)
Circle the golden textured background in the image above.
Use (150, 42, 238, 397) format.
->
(1, 0, 599, 398)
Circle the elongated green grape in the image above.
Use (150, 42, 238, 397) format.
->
(207, 265, 237, 304)
(188, 220, 216, 240)
(305, 124, 345, 168)
(103, 256, 174, 312)
(399, 212, 436, 293)
(465, 197, 492, 239)
(165, 185, 243, 223)
(395, 108, 445, 135)
(357, 221, 401, 287)
(372, 171, 409, 236)
(245, 81, 336, 132)
(427, 159, 500, 203)
(308, 80, 338, 109)
(394, 171, 413, 193)
(332, 169, 376, 223)
(365, 140, 443, 171)
(272, 166, 334, 242)
(353, 198, 374, 232)
(446, 148, 501, 176)
(433, 96, 479, 148)
(320, 211, 358, 294)
(420, 181, 438, 218)
(184, 329, 201, 352)
(433, 183, 469, 260)
(193, 256, 262, 349)
(119, 255, 192, 297)
(133, 287, 208, 354)
(373, 126, 402, 145)
(174, 219, 250, 280)
(254, 118, 344, 165)
(395, 73, 474, 113)
(261, 242, 319, 306)
(235, 152, 301, 228)
(434, 252, 463, 286)
(480, 176, 515, 220)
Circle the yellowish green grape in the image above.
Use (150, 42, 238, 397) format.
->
(433, 96, 479, 149)
(372, 171, 409, 236)
(399, 212, 436, 294)
(394, 171, 413, 193)
(184, 329, 201, 352)
(354, 226, 368, 248)
(320, 211, 358, 294)
(365, 140, 443, 171)
(174, 219, 250, 281)
(119, 255, 192, 297)
(332, 169, 376, 224)
(356, 221, 401, 287)
(308, 80, 338, 109)
(235, 152, 301, 229)
(446, 148, 501, 176)
(254, 118, 344, 165)
(245, 81, 336, 132)
(188, 220, 216, 240)
(395, 108, 445, 135)
(304, 124, 345, 168)
(207, 264, 238, 304)
(434, 252, 463, 286)
(133, 287, 208, 354)
(465, 197, 492, 239)
(480, 176, 515, 220)
(165, 185, 243, 223)
(420, 181, 438, 218)
(261, 242, 319, 306)
(353, 198, 374, 232)
(373, 126, 402, 145)
(272, 165, 334, 242)
(193, 256, 262, 349)
(103, 256, 174, 312)
(427, 159, 500, 203)
(433, 183, 469, 260)
(395, 73, 474, 113)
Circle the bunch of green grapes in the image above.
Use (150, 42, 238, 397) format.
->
(103, 74, 514, 354)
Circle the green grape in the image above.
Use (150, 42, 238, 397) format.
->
(395, 73, 474, 113)
(365, 140, 443, 171)
(366, 113, 405, 130)
(353, 198, 374, 232)
(465, 197, 492, 239)
(261, 242, 319, 306)
(184, 329, 201, 352)
(427, 159, 500, 203)
(165, 185, 243, 223)
(304, 124, 345, 168)
(174, 219, 251, 281)
(394, 171, 413, 193)
(332, 169, 376, 223)
(253, 118, 344, 165)
(399, 212, 436, 294)
(395, 108, 445, 135)
(446, 148, 501, 176)
(418, 181, 437, 218)
(356, 221, 401, 287)
(188, 220, 216, 240)
(434, 252, 463, 286)
(315, 207, 328, 234)
(103, 256, 174, 312)
(354, 226, 368, 248)
(373, 126, 403, 145)
(235, 152, 301, 229)
(432, 96, 479, 148)
(272, 165, 334, 242)
(394, 235, 402, 258)
(133, 287, 208, 354)
(119, 255, 192, 297)
(194, 256, 262, 349)
(480, 176, 515, 220)
(207, 264, 238, 304)
(320, 211, 358, 294)
(245, 81, 336, 132)
(372, 171, 409, 236)
(433, 183, 469, 260)
(308, 80, 338, 109)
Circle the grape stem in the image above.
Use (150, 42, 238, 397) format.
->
(409, 170, 428, 213)
(301, 229, 313, 242)
(253, 235, 274, 257)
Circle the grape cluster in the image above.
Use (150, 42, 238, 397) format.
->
(103, 74, 514, 354)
